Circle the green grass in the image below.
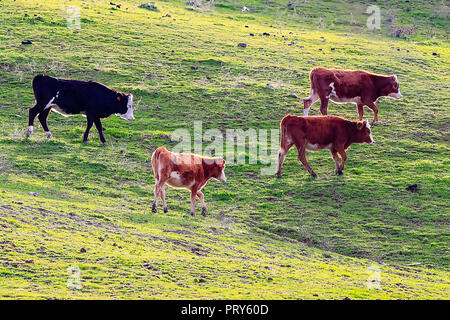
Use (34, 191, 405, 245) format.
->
(0, 0, 449, 299)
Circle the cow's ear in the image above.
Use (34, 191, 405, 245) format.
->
(357, 121, 364, 130)
(221, 159, 226, 168)
(117, 95, 121, 101)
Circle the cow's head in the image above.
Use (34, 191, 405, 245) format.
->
(213, 157, 227, 182)
(115, 93, 135, 121)
(356, 120, 375, 145)
(382, 75, 402, 99)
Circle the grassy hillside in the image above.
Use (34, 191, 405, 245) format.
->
(0, 0, 449, 299)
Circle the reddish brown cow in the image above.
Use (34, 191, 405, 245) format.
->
(303, 67, 402, 125)
(151, 146, 227, 217)
(276, 114, 374, 178)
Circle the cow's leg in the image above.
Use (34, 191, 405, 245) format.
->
(276, 142, 293, 179)
(331, 150, 343, 175)
(297, 144, 317, 178)
(160, 186, 168, 213)
(190, 189, 197, 217)
(197, 191, 207, 217)
(152, 183, 159, 213)
(152, 179, 166, 213)
(357, 103, 364, 121)
(94, 118, 107, 145)
(37, 108, 52, 138)
(83, 116, 94, 144)
(319, 97, 329, 115)
(303, 89, 319, 117)
(27, 104, 43, 137)
(365, 101, 378, 125)
(335, 145, 347, 172)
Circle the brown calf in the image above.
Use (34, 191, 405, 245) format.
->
(151, 146, 227, 217)
(276, 115, 374, 178)
(303, 67, 402, 125)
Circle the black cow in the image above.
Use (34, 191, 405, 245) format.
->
(26, 75, 134, 145)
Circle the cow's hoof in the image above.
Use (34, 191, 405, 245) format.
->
(190, 211, 195, 217)
(371, 120, 378, 126)
(102, 142, 108, 146)
(26, 126, 33, 138)
(83, 141, 89, 145)
(202, 208, 207, 217)
(276, 172, 282, 179)
(336, 169, 343, 175)
(45, 131, 53, 139)
(163, 207, 168, 213)
(311, 172, 318, 178)
(152, 203, 157, 213)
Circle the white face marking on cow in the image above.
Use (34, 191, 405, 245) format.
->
(219, 167, 227, 182)
(387, 75, 402, 99)
(365, 122, 375, 144)
(388, 90, 402, 99)
(116, 94, 135, 121)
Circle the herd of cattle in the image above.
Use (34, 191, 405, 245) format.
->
(25, 67, 402, 216)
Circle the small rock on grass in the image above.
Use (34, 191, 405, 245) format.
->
(237, 42, 247, 48)
(28, 192, 38, 197)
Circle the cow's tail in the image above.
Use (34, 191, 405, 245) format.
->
(302, 69, 317, 107)
(151, 147, 166, 181)
(280, 114, 292, 150)
(276, 114, 293, 177)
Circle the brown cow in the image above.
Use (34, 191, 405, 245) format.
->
(151, 146, 227, 217)
(276, 114, 374, 178)
(303, 67, 402, 125)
